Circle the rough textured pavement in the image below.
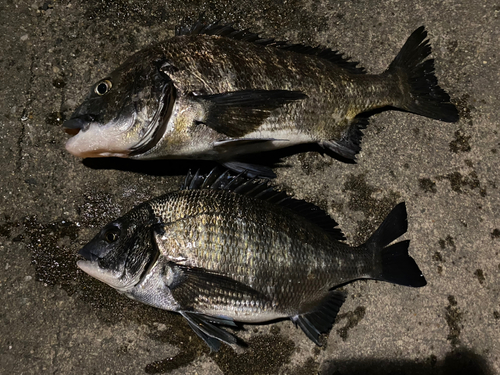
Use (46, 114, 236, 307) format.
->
(0, 1, 498, 374)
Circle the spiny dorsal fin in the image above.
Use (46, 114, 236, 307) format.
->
(181, 168, 345, 240)
(176, 20, 365, 75)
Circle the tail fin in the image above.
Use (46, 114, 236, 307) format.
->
(366, 202, 427, 287)
(387, 26, 459, 123)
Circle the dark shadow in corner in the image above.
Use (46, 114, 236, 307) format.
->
(320, 348, 492, 375)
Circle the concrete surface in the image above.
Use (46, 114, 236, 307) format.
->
(0, 0, 498, 374)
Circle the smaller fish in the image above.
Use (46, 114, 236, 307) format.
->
(77, 169, 426, 351)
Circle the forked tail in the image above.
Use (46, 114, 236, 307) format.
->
(387, 26, 459, 122)
(366, 202, 427, 287)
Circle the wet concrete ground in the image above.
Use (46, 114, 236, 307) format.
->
(0, 0, 498, 374)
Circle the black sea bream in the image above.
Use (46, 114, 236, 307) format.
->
(64, 23, 458, 177)
(77, 170, 426, 351)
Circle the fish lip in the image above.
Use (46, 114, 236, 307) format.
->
(78, 244, 99, 262)
(63, 115, 97, 132)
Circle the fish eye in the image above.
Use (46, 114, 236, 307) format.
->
(95, 79, 112, 96)
(104, 227, 120, 243)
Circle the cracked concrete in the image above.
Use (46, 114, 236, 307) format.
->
(1, 0, 499, 374)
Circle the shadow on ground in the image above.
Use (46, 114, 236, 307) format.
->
(320, 348, 492, 375)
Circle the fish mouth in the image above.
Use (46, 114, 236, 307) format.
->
(63, 115, 96, 136)
(78, 243, 99, 262)
(77, 260, 126, 290)
(64, 116, 135, 158)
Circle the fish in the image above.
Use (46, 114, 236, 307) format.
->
(63, 22, 458, 177)
(77, 169, 427, 351)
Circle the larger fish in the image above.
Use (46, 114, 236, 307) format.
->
(63, 23, 458, 177)
(77, 169, 426, 351)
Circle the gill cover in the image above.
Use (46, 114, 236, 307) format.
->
(64, 48, 175, 158)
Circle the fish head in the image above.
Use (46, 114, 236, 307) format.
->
(64, 48, 175, 158)
(77, 204, 160, 292)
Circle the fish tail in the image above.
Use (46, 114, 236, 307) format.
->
(366, 202, 427, 287)
(387, 26, 459, 122)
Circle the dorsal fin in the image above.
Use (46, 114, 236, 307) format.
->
(181, 168, 345, 241)
(175, 21, 365, 75)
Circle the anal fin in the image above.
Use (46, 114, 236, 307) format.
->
(292, 290, 346, 345)
(321, 116, 369, 160)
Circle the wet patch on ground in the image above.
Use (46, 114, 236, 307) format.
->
(432, 251, 444, 274)
(45, 111, 65, 126)
(342, 173, 400, 244)
(211, 333, 295, 375)
(452, 94, 475, 126)
(449, 129, 471, 153)
(438, 171, 486, 197)
(23, 216, 81, 290)
(435, 160, 487, 197)
(335, 306, 366, 341)
(297, 152, 334, 176)
(418, 178, 437, 193)
(474, 269, 485, 285)
(445, 295, 463, 348)
(83, 0, 330, 47)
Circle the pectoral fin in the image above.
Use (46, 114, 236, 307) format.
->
(165, 264, 269, 351)
(193, 89, 307, 137)
(168, 264, 269, 305)
(180, 311, 238, 352)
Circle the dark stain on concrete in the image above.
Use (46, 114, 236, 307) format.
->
(493, 311, 500, 320)
(342, 173, 400, 244)
(474, 269, 485, 285)
(449, 130, 471, 153)
(144, 316, 211, 373)
(438, 171, 486, 196)
(453, 94, 474, 126)
(23, 216, 81, 290)
(433, 251, 443, 262)
(439, 235, 456, 252)
(0, 220, 16, 237)
(45, 111, 65, 126)
(297, 152, 332, 176)
(211, 334, 295, 375)
(336, 306, 366, 341)
(52, 77, 66, 88)
(433, 251, 444, 274)
(419, 178, 437, 193)
(445, 295, 462, 348)
(491, 229, 500, 239)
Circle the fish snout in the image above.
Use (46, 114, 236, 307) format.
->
(63, 115, 96, 134)
(78, 242, 101, 262)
